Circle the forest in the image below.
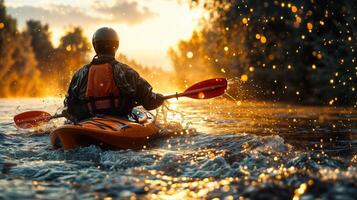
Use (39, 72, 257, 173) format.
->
(0, 0, 356, 105)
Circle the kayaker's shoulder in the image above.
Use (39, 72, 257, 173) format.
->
(113, 61, 139, 75)
(73, 64, 90, 77)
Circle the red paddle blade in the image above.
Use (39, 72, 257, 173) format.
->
(184, 78, 227, 99)
(14, 111, 52, 129)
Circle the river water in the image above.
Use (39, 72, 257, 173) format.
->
(0, 98, 356, 199)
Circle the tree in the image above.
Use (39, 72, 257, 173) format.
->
(171, 0, 356, 105)
(0, 0, 43, 97)
(169, 31, 223, 88)
(55, 27, 91, 90)
(25, 20, 54, 75)
(0, 0, 17, 80)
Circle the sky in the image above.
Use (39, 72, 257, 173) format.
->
(5, 0, 204, 71)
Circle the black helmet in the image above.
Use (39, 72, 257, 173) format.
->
(92, 27, 119, 56)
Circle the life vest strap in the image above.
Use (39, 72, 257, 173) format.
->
(87, 96, 120, 115)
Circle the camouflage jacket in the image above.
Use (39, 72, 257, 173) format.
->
(64, 55, 163, 120)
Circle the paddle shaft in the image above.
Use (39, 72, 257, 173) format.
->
(163, 84, 227, 100)
(50, 114, 64, 120)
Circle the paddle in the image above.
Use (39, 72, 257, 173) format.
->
(13, 78, 227, 128)
(163, 77, 227, 99)
(14, 111, 63, 129)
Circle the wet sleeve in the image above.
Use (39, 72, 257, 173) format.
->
(113, 64, 164, 110)
(131, 71, 164, 110)
(64, 72, 78, 108)
(63, 71, 82, 120)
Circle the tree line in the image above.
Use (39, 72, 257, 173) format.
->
(0, 0, 173, 98)
(170, 0, 356, 105)
(1, 0, 355, 105)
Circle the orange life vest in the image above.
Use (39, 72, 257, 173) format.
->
(85, 63, 120, 114)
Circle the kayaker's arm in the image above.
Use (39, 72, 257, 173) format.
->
(63, 66, 89, 121)
(63, 72, 80, 121)
(113, 63, 164, 110)
(134, 77, 164, 110)
(64, 78, 75, 108)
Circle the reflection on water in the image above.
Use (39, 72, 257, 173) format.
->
(0, 98, 356, 199)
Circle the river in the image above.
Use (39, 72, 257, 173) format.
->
(0, 98, 356, 199)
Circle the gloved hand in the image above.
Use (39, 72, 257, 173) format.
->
(142, 93, 166, 110)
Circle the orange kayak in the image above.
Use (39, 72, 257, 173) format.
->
(50, 108, 159, 150)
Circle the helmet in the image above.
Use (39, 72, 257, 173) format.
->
(92, 27, 119, 56)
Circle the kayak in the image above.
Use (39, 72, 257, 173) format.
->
(50, 108, 159, 150)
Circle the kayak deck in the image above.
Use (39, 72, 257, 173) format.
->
(50, 109, 159, 150)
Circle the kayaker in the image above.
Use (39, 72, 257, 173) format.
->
(63, 27, 165, 121)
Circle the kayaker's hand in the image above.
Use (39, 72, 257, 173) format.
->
(142, 93, 166, 110)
